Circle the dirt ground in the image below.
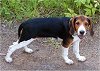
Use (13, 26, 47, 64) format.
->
(0, 19, 100, 70)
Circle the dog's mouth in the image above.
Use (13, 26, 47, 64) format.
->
(78, 35, 84, 39)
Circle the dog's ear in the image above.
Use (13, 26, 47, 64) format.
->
(86, 17, 94, 36)
(69, 16, 77, 35)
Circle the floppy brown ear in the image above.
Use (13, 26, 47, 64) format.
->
(87, 17, 94, 36)
(69, 17, 77, 35)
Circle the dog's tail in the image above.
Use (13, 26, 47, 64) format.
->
(18, 23, 23, 39)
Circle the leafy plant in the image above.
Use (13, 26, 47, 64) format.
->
(84, 4, 97, 16)
(0, 0, 99, 24)
(64, 8, 77, 17)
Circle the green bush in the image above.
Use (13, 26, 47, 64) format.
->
(0, 0, 100, 22)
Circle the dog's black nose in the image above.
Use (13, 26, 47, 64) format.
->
(80, 30, 85, 35)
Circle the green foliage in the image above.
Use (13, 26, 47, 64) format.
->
(0, 0, 100, 23)
(64, 8, 77, 17)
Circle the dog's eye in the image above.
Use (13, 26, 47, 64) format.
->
(85, 23, 88, 26)
(76, 22, 80, 25)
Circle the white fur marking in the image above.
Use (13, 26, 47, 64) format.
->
(62, 46, 74, 64)
(73, 37, 86, 61)
(73, 35, 80, 43)
(24, 46, 33, 53)
(78, 24, 86, 35)
(5, 38, 34, 63)
(77, 56, 86, 61)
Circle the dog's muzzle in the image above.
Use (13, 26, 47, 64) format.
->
(78, 30, 85, 39)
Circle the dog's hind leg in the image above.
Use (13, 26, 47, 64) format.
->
(24, 46, 33, 53)
(5, 38, 34, 63)
(24, 38, 36, 53)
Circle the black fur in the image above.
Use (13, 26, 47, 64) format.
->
(18, 17, 73, 44)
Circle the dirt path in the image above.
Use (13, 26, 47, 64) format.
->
(0, 20, 100, 70)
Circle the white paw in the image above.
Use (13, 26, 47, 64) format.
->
(25, 48, 33, 53)
(5, 56, 13, 63)
(77, 56, 86, 61)
(65, 59, 74, 65)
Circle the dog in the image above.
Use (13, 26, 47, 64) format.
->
(5, 15, 94, 65)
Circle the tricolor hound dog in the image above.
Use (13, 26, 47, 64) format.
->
(5, 15, 94, 65)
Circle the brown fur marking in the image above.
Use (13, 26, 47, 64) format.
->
(62, 38, 73, 48)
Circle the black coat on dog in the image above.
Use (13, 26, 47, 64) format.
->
(18, 17, 72, 44)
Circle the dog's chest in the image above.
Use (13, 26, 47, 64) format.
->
(72, 35, 81, 43)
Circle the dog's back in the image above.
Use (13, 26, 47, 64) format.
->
(18, 17, 71, 42)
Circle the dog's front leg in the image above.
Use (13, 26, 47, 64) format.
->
(62, 47, 74, 65)
(73, 39, 86, 62)
(62, 38, 74, 65)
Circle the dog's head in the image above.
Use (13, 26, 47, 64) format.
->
(69, 15, 94, 39)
